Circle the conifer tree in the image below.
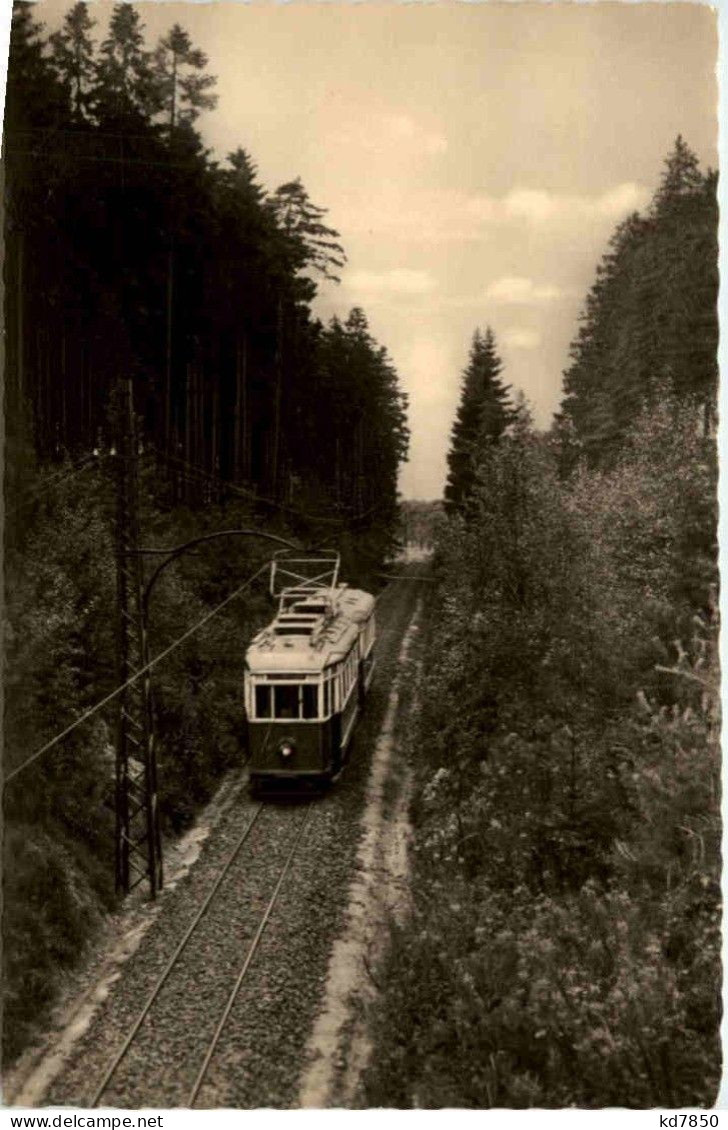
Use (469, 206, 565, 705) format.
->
(561, 137, 717, 466)
(153, 24, 217, 138)
(49, 2, 95, 121)
(94, 4, 159, 126)
(224, 148, 266, 207)
(5, 1, 68, 129)
(268, 177, 346, 289)
(444, 327, 511, 515)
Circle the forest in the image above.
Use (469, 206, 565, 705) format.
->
(2, 0, 720, 1105)
(400, 500, 443, 551)
(4, 1, 409, 522)
(365, 139, 720, 1107)
(3, 1, 408, 1061)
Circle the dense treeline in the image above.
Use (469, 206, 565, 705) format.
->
(3, 461, 302, 1062)
(400, 500, 443, 550)
(559, 137, 717, 466)
(364, 141, 719, 1106)
(4, 1, 408, 536)
(3, 1, 408, 1064)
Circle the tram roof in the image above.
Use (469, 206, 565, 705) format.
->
(246, 586, 375, 674)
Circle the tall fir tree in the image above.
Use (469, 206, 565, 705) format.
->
(48, 2, 96, 121)
(561, 137, 717, 466)
(267, 177, 346, 299)
(5, 1, 69, 130)
(153, 24, 217, 139)
(2, 0, 409, 535)
(444, 327, 511, 516)
(94, 4, 160, 127)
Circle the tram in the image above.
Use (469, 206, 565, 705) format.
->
(244, 552, 376, 790)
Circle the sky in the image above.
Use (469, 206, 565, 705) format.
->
(27, 0, 719, 498)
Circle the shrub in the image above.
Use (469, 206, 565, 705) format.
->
(364, 402, 720, 1108)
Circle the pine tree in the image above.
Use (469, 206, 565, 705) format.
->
(94, 4, 159, 126)
(444, 328, 511, 515)
(654, 134, 704, 203)
(5, 1, 69, 130)
(560, 137, 717, 466)
(649, 137, 718, 414)
(49, 2, 96, 121)
(224, 148, 266, 207)
(153, 24, 217, 139)
(267, 177, 346, 289)
(2, 0, 410, 548)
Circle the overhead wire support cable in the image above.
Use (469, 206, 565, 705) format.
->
(152, 448, 383, 528)
(4, 564, 269, 787)
(7, 451, 104, 517)
(4, 147, 193, 171)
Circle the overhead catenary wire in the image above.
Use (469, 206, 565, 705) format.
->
(5, 147, 194, 171)
(153, 448, 385, 528)
(4, 562, 269, 785)
(377, 573, 434, 582)
(154, 449, 346, 523)
(7, 450, 104, 517)
(6, 439, 395, 782)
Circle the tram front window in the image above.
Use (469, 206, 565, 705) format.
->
(302, 685, 318, 719)
(275, 685, 299, 719)
(254, 682, 320, 720)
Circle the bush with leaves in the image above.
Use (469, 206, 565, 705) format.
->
(364, 401, 719, 1108)
(3, 458, 319, 1061)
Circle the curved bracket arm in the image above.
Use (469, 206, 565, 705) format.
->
(142, 529, 299, 624)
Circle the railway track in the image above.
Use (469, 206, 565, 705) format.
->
(31, 571, 425, 1108)
(87, 801, 314, 1108)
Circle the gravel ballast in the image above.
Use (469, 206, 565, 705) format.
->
(24, 576, 422, 1109)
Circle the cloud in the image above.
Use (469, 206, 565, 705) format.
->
(595, 182, 651, 217)
(381, 113, 448, 156)
(331, 113, 447, 161)
(332, 181, 651, 246)
(499, 182, 651, 225)
(484, 276, 562, 305)
(345, 267, 437, 297)
(503, 189, 558, 222)
(503, 327, 542, 351)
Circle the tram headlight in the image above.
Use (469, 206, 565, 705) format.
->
(279, 740, 295, 759)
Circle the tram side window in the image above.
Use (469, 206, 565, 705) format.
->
(255, 685, 272, 719)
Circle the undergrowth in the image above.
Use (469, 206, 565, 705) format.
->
(363, 403, 720, 1108)
(3, 451, 378, 1064)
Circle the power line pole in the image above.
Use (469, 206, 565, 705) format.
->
(114, 376, 163, 898)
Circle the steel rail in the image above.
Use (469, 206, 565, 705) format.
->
(188, 804, 315, 1107)
(92, 574, 392, 1106)
(187, 581, 397, 1105)
(89, 802, 265, 1107)
(374, 576, 399, 607)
